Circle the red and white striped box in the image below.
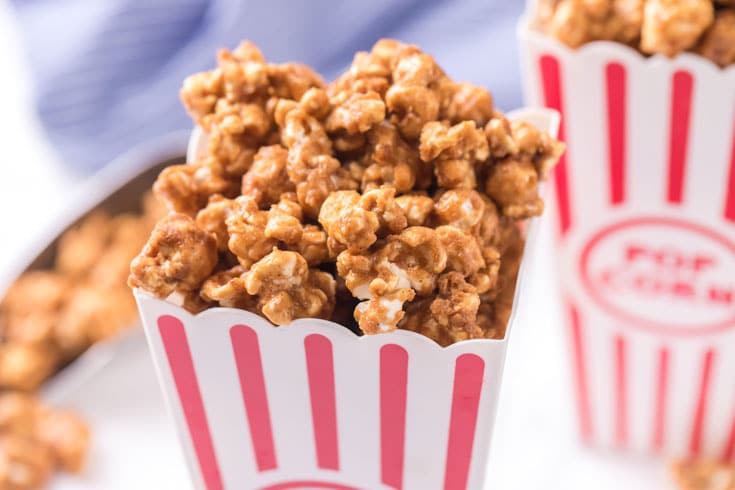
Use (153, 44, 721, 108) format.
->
(135, 109, 559, 490)
(519, 17, 735, 459)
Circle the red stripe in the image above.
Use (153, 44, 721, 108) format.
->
(158, 315, 223, 490)
(606, 62, 627, 205)
(725, 110, 735, 222)
(667, 71, 694, 204)
(652, 348, 670, 451)
(540, 54, 572, 234)
(261, 482, 361, 490)
(443, 354, 485, 490)
(568, 304, 593, 442)
(613, 335, 628, 447)
(689, 349, 715, 457)
(380, 344, 408, 490)
(305, 334, 340, 471)
(722, 412, 735, 462)
(230, 325, 278, 472)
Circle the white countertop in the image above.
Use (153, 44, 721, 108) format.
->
(0, 3, 675, 488)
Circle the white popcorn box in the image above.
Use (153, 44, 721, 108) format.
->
(519, 16, 735, 459)
(134, 108, 559, 490)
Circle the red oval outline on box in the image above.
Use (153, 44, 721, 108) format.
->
(579, 216, 735, 336)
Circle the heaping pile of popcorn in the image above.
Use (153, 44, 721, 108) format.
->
(129, 39, 564, 346)
(536, 0, 735, 67)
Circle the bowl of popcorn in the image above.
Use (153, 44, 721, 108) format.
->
(130, 39, 563, 490)
(519, 0, 735, 459)
(0, 141, 185, 489)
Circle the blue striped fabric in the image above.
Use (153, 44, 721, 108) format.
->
(8, 0, 525, 173)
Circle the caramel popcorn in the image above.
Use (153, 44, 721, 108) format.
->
(697, 8, 735, 66)
(419, 121, 489, 189)
(319, 187, 406, 254)
(0, 344, 57, 392)
(0, 394, 90, 488)
(129, 213, 218, 297)
(133, 39, 564, 344)
(0, 191, 162, 489)
(673, 460, 735, 490)
(240, 145, 295, 207)
(0, 434, 53, 490)
(243, 249, 335, 325)
(537, 0, 735, 66)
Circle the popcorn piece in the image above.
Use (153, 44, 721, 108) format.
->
(243, 249, 335, 325)
(338, 227, 447, 333)
(129, 214, 219, 297)
(86, 214, 151, 291)
(435, 226, 485, 277)
(510, 120, 566, 177)
(34, 410, 90, 474)
(434, 189, 486, 231)
(673, 460, 735, 490)
(180, 69, 224, 126)
(395, 193, 434, 226)
(485, 159, 544, 219)
(55, 286, 138, 359)
(641, 0, 714, 56)
(0, 434, 53, 490)
(697, 9, 735, 67)
(442, 82, 495, 127)
(319, 188, 406, 254)
(240, 145, 295, 207)
(419, 121, 489, 189)
(0, 344, 57, 392)
(289, 225, 330, 266)
(196, 195, 238, 252)
(200, 266, 254, 309)
(276, 99, 356, 217)
(354, 288, 416, 334)
(226, 196, 278, 265)
(267, 63, 325, 101)
(361, 121, 427, 193)
(0, 393, 39, 437)
(400, 272, 483, 346)
(0, 314, 52, 348)
(385, 52, 443, 140)
(55, 212, 112, 278)
(326, 91, 386, 135)
(206, 102, 270, 178)
(154, 162, 238, 216)
(1, 273, 67, 321)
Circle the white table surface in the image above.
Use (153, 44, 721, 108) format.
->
(0, 3, 676, 488)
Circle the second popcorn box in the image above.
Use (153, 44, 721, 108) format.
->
(130, 38, 563, 489)
(520, 1, 735, 459)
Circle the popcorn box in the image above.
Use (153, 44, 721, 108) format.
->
(519, 16, 735, 459)
(134, 108, 559, 490)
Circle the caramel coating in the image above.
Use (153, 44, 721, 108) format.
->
(641, 0, 714, 56)
(400, 272, 483, 346)
(485, 159, 544, 219)
(419, 121, 489, 189)
(129, 214, 218, 297)
(319, 187, 406, 254)
(243, 249, 335, 325)
(34, 410, 90, 474)
(154, 162, 238, 216)
(240, 145, 294, 207)
(0, 434, 53, 490)
(697, 8, 735, 67)
(0, 344, 57, 392)
(672, 460, 735, 490)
